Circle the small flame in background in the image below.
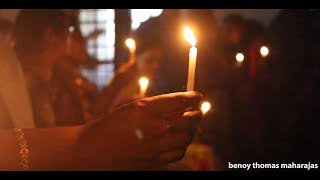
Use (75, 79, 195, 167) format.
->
(200, 101, 211, 115)
(260, 46, 269, 58)
(236, 53, 244, 62)
(139, 77, 149, 89)
(125, 38, 136, 51)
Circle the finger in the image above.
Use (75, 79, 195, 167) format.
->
(146, 132, 193, 154)
(141, 91, 203, 115)
(160, 110, 202, 134)
(138, 110, 202, 140)
(161, 106, 194, 117)
(156, 148, 187, 166)
(137, 115, 173, 140)
(127, 131, 194, 167)
(177, 110, 203, 132)
(125, 132, 191, 165)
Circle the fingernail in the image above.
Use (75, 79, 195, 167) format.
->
(187, 91, 204, 99)
(184, 107, 193, 111)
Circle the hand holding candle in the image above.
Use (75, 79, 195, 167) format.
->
(125, 38, 136, 64)
(139, 77, 149, 98)
(184, 26, 197, 91)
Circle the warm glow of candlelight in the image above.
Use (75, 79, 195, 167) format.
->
(184, 26, 197, 47)
(184, 26, 197, 91)
(260, 46, 269, 57)
(134, 128, 144, 140)
(236, 53, 244, 62)
(200, 101, 211, 115)
(68, 26, 75, 33)
(125, 38, 136, 53)
(125, 38, 136, 64)
(139, 77, 149, 98)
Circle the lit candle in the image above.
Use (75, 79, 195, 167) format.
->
(125, 38, 136, 64)
(235, 52, 244, 68)
(200, 101, 211, 115)
(139, 77, 149, 98)
(184, 26, 197, 91)
(260, 46, 269, 58)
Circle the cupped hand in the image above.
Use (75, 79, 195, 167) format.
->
(74, 91, 203, 170)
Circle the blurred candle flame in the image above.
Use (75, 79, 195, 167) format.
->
(184, 26, 197, 47)
(260, 46, 269, 57)
(236, 53, 244, 62)
(200, 101, 211, 115)
(125, 38, 136, 53)
(139, 77, 149, 97)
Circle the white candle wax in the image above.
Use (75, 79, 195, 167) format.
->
(187, 46, 197, 91)
(184, 26, 197, 92)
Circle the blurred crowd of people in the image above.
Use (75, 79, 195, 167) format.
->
(131, 9, 320, 169)
(0, 9, 319, 170)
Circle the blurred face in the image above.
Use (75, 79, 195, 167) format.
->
(41, 26, 68, 65)
(42, 17, 72, 62)
(229, 29, 242, 44)
(137, 48, 162, 79)
(65, 25, 88, 65)
(221, 23, 243, 45)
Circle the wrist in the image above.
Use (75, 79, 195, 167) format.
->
(68, 121, 117, 170)
(12, 129, 30, 170)
(67, 123, 108, 170)
(60, 125, 88, 170)
(23, 126, 84, 170)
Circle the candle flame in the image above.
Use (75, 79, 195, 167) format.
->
(260, 46, 269, 57)
(125, 38, 136, 50)
(139, 77, 149, 89)
(236, 53, 244, 62)
(184, 26, 197, 47)
(200, 101, 211, 115)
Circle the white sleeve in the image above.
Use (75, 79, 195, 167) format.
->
(0, 42, 35, 128)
